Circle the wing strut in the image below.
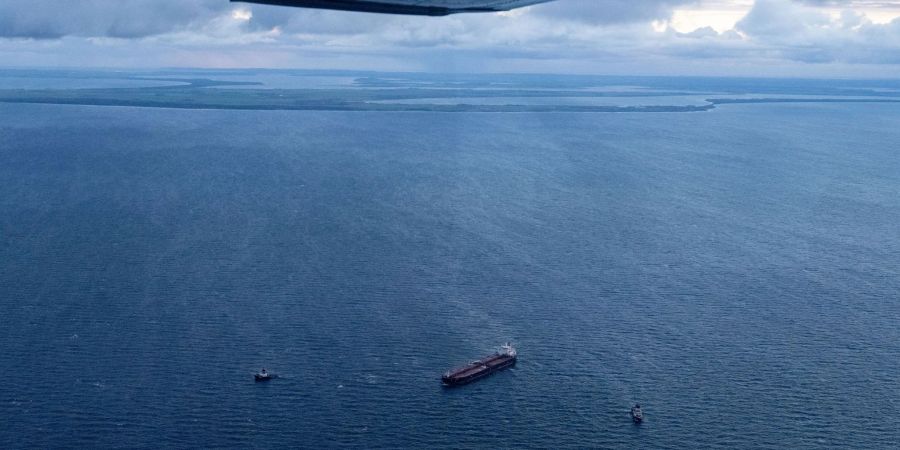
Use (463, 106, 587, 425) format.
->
(232, 0, 552, 16)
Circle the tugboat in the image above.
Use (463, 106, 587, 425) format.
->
(630, 404, 644, 423)
(255, 368, 275, 382)
(442, 343, 517, 387)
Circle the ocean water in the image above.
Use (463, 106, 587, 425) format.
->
(0, 71, 187, 90)
(2, 95, 900, 448)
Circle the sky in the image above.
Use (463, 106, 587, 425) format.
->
(0, 0, 899, 77)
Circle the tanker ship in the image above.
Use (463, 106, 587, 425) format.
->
(441, 343, 517, 387)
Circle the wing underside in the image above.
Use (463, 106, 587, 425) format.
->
(232, 0, 552, 16)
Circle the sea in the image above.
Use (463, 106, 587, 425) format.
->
(1, 70, 899, 448)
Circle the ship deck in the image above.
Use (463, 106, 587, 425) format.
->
(446, 354, 514, 379)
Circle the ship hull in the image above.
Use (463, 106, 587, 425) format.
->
(441, 355, 516, 387)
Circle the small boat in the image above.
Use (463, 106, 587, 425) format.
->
(255, 369, 275, 382)
(630, 404, 643, 423)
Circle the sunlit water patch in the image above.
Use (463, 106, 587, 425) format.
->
(368, 95, 712, 107)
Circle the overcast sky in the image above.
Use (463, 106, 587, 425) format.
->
(1, 0, 899, 77)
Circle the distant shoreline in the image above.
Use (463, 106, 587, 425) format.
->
(4, 94, 900, 113)
(2, 72, 899, 113)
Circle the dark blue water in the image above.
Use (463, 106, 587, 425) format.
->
(2, 101, 899, 448)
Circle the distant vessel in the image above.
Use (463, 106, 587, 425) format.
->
(255, 368, 275, 382)
(630, 404, 643, 423)
(442, 343, 517, 386)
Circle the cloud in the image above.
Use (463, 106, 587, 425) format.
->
(528, 0, 693, 24)
(0, 0, 899, 75)
(678, 26, 721, 38)
(734, 0, 900, 63)
(0, 0, 698, 39)
(736, 0, 831, 36)
(0, 0, 228, 39)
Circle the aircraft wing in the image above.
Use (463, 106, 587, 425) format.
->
(232, 0, 553, 16)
